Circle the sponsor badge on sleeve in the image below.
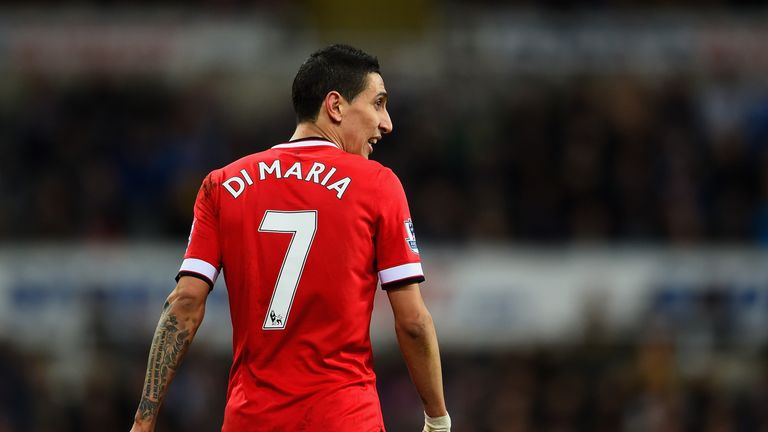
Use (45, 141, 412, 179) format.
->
(404, 218, 419, 254)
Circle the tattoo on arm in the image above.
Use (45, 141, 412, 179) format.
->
(138, 397, 159, 419)
(138, 301, 194, 421)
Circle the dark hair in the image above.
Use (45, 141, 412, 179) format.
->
(292, 44, 381, 123)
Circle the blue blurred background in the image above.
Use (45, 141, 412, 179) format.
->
(3, 1, 768, 431)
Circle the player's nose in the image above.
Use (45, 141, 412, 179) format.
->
(379, 110, 393, 134)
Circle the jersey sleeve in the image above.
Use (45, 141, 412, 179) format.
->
(177, 171, 222, 289)
(374, 168, 425, 289)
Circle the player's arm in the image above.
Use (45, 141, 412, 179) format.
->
(130, 276, 211, 432)
(387, 282, 450, 431)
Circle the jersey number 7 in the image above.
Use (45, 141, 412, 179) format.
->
(258, 210, 317, 330)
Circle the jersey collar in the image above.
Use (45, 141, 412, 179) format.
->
(272, 137, 341, 150)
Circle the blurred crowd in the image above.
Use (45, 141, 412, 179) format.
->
(3, 71, 768, 244)
(1, 0, 766, 9)
(3, 5, 768, 431)
(1, 285, 767, 432)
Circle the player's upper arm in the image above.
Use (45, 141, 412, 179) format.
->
(178, 170, 223, 290)
(374, 168, 424, 289)
(387, 282, 432, 337)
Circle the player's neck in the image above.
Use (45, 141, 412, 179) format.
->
(290, 123, 341, 149)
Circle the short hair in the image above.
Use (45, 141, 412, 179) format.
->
(292, 44, 381, 123)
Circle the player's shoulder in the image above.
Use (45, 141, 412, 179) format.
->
(340, 159, 407, 201)
(231, 148, 277, 168)
(339, 155, 396, 179)
(194, 150, 272, 189)
(367, 160, 402, 184)
(212, 148, 277, 175)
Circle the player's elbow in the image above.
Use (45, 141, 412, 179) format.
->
(395, 310, 434, 341)
(168, 291, 203, 313)
(167, 278, 209, 314)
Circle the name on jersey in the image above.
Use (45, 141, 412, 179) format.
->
(222, 160, 351, 200)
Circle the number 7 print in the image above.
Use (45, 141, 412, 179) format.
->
(258, 210, 317, 330)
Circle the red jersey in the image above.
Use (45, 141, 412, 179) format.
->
(177, 138, 424, 432)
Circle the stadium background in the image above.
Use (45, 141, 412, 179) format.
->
(3, 1, 768, 431)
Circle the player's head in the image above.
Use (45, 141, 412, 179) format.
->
(292, 44, 380, 123)
(292, 44, 392, 159)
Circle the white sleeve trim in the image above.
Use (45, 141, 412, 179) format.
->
(179, 258, 220, 285)
(379, 262, 423, 285)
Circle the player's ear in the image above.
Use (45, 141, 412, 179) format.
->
(324, 91, 344, 124)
